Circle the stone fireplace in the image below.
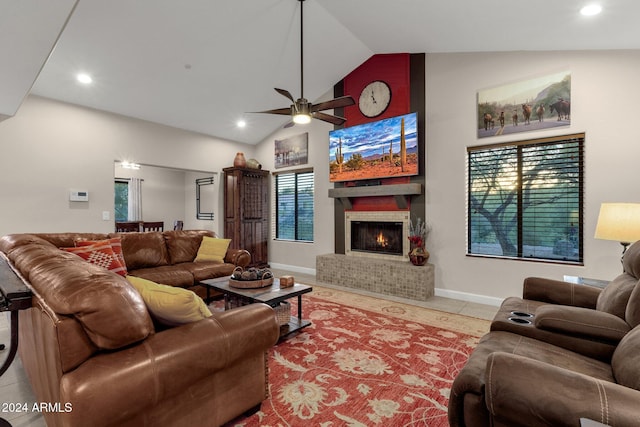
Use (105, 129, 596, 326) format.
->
(345, 211, 410, 262)
(317, 208, 434, 302)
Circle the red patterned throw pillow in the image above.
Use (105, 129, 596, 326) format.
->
(63, 240, 127, 276)
(76, 237, 127, 275)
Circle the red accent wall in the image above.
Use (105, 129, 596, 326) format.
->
(343, 53, 411, 127)
(340, 53, 412, 211)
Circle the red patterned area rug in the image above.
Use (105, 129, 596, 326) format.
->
(224, 288, 490, 427)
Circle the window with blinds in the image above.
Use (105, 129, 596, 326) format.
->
(275, 170, 314, 242)
(467, 133, 584, 263)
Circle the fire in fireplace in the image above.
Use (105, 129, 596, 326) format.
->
(345, 211, 410, 261)
(350, 221, 403, 256)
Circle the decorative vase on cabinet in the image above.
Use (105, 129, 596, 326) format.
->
(223, 166, 269, 268)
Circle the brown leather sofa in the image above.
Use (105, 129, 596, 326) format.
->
(0, 231, 279, 427)
(26, 229, 251, 299)
(449, 241, 640, 427)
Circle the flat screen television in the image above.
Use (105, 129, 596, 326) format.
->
(329, 112, 418, 183)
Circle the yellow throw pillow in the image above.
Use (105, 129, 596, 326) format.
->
(125, 275, 212, 326)
(195, 236, 231, 263)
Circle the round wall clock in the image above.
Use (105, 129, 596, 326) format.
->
(358, 80, 392, 118)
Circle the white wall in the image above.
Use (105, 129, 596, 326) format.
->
(426, 50, 640, 300)
(260, 50, 640, 300)
(0, 95, 254, 236)
(254, 119, 335, 274)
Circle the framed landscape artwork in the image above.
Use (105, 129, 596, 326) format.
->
(477, 71, 571, 138)
(274, 133, 309, 169)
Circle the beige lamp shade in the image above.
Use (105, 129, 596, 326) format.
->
(594, 203, 640, 243)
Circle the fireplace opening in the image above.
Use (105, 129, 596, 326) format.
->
(350, 221, 403, 256)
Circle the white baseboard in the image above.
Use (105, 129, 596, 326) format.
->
(270, 262, 504, 307)
(435, 288, 503, 307)
(269, 262, 316, 276)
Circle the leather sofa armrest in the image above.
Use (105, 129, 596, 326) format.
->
(535, 305, 631, 343)
(225, 248, 251, 267)
(485, 352, 640, 426)
(523, 277, 600, 308)
(60, 303, 278, 427)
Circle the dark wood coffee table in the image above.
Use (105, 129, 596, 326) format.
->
(200, 277, 312, 338)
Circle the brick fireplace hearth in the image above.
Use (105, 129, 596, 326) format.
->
(316, 253, 434, 301)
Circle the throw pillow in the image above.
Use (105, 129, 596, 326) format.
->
(76, 237, 128, 276)
(125, 275, 212, 326)
(63, 241, 127, 276)
(195, 236, 231, 263)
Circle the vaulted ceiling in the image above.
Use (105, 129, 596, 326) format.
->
(5, 0, 640, 144)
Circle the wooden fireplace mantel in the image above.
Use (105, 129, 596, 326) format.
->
(328, 183, 422, 210)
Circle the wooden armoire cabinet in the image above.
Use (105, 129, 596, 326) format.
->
(223, 167, 270, 268)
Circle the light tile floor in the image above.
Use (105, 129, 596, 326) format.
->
(0, 271, 498, 426)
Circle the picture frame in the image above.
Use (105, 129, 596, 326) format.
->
(275, 133, 309, 169)
(477, 71, 571, 139)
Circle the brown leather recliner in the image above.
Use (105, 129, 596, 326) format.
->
(490, 241, 640, 361)
(449, 241, 640, 427)
(449, 325, 640, 426)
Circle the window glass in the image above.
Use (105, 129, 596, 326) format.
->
(467, 134, 584, 263)
(114, 180, 128, 221)
(275, 171, 314, 242)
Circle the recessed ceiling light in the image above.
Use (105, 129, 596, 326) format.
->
(76, 73, 93, 84)
(237, 120, 246, 128)
(580, 4, 602, 16)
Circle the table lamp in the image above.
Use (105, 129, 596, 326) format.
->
(594, 203, 640, 264)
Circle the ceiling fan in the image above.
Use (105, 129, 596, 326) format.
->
(253, 0, 354, 127)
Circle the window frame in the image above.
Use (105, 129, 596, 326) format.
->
(273, 168, 314, 243)
(466, 133, 585, 264)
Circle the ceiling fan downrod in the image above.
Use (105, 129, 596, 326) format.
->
(299, 0, 305, 100)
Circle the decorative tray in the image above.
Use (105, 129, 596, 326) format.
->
(229, 267, 274, 289)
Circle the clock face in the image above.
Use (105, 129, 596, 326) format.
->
(358, 80, 391, 118)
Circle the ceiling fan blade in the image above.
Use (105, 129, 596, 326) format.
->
(275, 88, 296, 103)
(313, 111, 347, 126)
(253, 107, 291, 115)
(310, 96, 355, 112)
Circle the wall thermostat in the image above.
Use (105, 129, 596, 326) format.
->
(69, 189, 89, 202)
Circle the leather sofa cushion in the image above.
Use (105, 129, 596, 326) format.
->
(453, 331, 614, 397)
(4, 239, 153, 350)
(625, 283, 640, 328)
(163, 230, 213, 264)
(596, 274, 636, 319)
(180, 261, 235, 282)
(34, 233, 110, 249)
(623, 240, 640, 280)
(534, 305, 630, 342)
(612, 325, 640, 390)
(128, 265, 195, 287)
(116, 232, 170, 270)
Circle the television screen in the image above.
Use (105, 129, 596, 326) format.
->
(329, 112, 418, 182)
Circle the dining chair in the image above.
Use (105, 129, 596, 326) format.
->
(142, 221, 164, 232)
(115, 222, 141, 232)
(173, 220, 184, 231)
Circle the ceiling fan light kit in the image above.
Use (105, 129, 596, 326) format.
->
(253, 0, 354, 127)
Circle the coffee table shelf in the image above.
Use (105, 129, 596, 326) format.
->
(200, 277, 312, 339)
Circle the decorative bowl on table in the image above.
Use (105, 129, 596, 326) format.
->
(228, 267, 274, 289)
